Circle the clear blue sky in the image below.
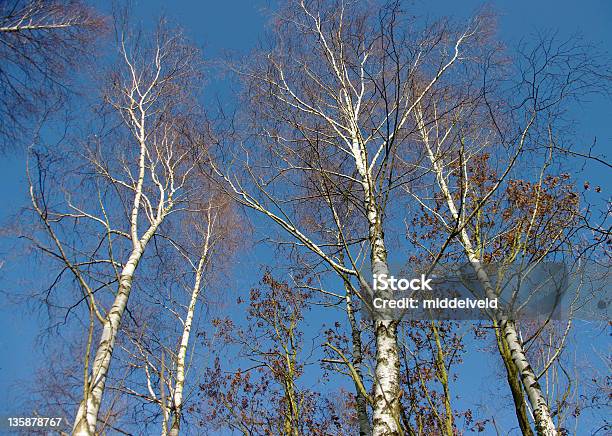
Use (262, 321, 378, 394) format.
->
(0, 0, 610, 432)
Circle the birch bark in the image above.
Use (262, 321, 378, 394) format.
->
(168, 255, 206, 436)
(73, 224, 161, 435)
(351, 134, 401, 435)
(417, 110, 557, 435)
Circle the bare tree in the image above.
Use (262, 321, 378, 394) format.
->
(116, 192, 237, 436)
(13, 2, 609, 435)
(0, 0, 104, 150)
(201, 271, 353, 436)
(212, 2, 490, 434)
(26, 20, 205, 435)
(410, 33, 609, 435)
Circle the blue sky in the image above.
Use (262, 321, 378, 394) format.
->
(0, 0, 610, 432)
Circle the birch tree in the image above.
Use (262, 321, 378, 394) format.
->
(164, 205, 217, 436)
(410, 34, 609, 435)
(26, 21, 205, 435)
(211, 2, 491, 433)
(117, 193, 236, 436)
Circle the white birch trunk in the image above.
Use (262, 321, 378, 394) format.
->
(372, 316, 401, 436)
(371, 245, 401, 436)
(501, 320, 557, 436)
(73, 244, 145, 435)
(168, 256, 206, 436)
(72, 223, 161, 435)
(419, 120, 557, 435)
(464, 248, 557, 435)
(351, 134, 401, 435)
(464, 247, 557, 435)
(453, 196, 556, 436)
